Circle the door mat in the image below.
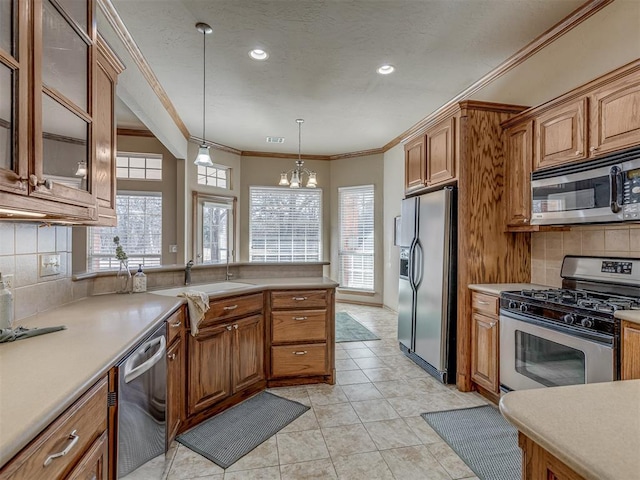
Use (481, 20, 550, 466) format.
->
(177, 391, 309, 469)
(336, 311, 380, 343)
(422, 405, 521, 480)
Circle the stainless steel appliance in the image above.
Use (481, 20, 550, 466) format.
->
(398, 187, 456, 383)
(117, 323, 167, 478)
(531, 145, 640, 225)
(498, 255, 640, 392)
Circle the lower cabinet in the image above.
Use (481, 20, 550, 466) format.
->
(167, 336, 184, 446)
(519, 432, 586, 480)
(621, 320, 640, 380)
(470, 291, 500, 396)
(0, 378, 108, 480)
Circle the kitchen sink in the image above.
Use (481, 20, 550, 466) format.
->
(150, 281, 254, 297)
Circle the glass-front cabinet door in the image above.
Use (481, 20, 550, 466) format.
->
(33, 0, 95, 208)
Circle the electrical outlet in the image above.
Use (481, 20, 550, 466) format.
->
(39, 253, 61, 277)
(3, 274, 14, 290)
(169, 245, 178, 253)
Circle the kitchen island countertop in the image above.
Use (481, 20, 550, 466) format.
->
(500, 380, 640, 480)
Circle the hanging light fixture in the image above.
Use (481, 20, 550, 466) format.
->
(278, 119, 317, 188)
(194, 22, 214, 167)
(74, 161, 87, 177)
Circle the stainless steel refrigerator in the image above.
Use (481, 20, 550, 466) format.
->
(398, 187, 457, 383)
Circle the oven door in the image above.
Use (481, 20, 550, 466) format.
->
(531, 163, 622, 225)
(499, 310, 614, 392)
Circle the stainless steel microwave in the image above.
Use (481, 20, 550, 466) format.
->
(531, 146, 640, 225)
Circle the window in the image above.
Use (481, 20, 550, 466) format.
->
(339, 185, 374, 291)
(116, 152, 162, 180)
(197, 164, 229, 188)
(250, 187, 322, 262)
(88, 193, 162, 270)
(193, 192, 235, 264)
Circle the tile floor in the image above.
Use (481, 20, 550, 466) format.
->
(129, 303, 488, 480)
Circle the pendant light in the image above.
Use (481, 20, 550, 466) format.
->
(278, 119, 317, 188)
(194, 22, 214, 167)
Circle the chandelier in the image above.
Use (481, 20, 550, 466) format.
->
(278, 119, 317, 188)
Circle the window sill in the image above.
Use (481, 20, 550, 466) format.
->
(337, 288, 376, 296)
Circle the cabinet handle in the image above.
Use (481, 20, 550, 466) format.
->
(489, 322, 496, 327)
(226, 325, 232, 331)
(171, 321, 181, 328)
(223, 305, 238, 311)
(29, 174, 52, 189)
(590, 146, 598, 153)
(293, 316, 308, 321)
(575, 150, 582, 156)
(168, 353, 176, 360)
(293, 351, 308, 355)
(292, 297, 308, 301)
(233, 324, 238, 329)
(477, 301, 489, 305)
(43, 430, 79, 466)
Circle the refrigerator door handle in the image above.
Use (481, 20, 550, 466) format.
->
(408, 241, 416, 289)
(413, 240, 424, 288)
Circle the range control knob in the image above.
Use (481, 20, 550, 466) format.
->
(508, 301, 518, 309)
(519, 304, 529, 313)
(581, 318, 594, 329)
(563, 314, 576, 325)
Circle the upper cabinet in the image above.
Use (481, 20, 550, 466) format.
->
(0, 0, 122, 223)
(404, 135, 426, 193)
(505, 121, 533, 228)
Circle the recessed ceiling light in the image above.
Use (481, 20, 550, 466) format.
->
(377, 64, 395, 75)
(249, 49, 269, 61)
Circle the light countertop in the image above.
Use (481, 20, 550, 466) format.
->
(468, 283, 550, 296)
(614, 309, 640, 326)
(0, 277, 338, 469)
(500, 380, 640, 480)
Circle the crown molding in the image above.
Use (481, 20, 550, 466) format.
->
(190, 136, 243, 156)
(117, 128, 155, 138)
(240, 151, 331, 161)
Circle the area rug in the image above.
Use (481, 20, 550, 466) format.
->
(177, 391, 309, 469)
(422, 405, 521, 480)
(335, 311, 380, 343)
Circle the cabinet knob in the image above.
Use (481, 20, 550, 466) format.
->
(233, 324, 238, 329)
(168, 353, 176, 360)
(575, 151, 582, 156)
(293, 351, 308, 355)
(489, 322, 496, 327)
(590, 146, 598, 153)
(226, 325, 232, 331)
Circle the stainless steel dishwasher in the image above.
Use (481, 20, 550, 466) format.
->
(117, 322, 167, 478)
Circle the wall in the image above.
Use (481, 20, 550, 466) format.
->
(531, 225, 640, 287)
(0, 223, 84, 323)
(382, 144, 405, 311)
(329, 154, 384, 305)
(239, 156, 331, 264)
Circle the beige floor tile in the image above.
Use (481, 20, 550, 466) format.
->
(321, 424, 377, 457)
(332, 451, 394, 480)
(225, 437, 279, 472)
(351, 399, 399, 422)
(335, 358, 360, 371)
(428, 442, 476, 479)
(334, 349, 351, 360)
(339, 341, 367, 350)
(403, 416, 445, 444)
(341, 383, 383, 402)
(363, 418, 422, 450)
(279, 409, 320, 433)
(279, 459, 338, 479)
(223, 466, 281, 479)
(352, 356, 387, 369)
(367, 346, 404, 357)
(306, 384, 349, 406)
(122, 453, 166, 480)
(276, 430, 330, 465)
(380, 445, 452, 480)
(267, 386, 312, 406)
(362, 367, 398, 382)
(346, 347, 376, 359)
(336, 369, 370, 385)
(386, 394, 434, 417)
(166, 445, 224, 480)
(313, 402, 361, 428)
(373, 379, 419, 398)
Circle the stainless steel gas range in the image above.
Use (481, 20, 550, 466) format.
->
(499, 255, 640, 392)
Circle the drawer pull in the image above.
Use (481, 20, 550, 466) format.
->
(292, 296, 308, 301)
(476, 301, 489, 305)
(233, 324, 238, 330)
(226, 325, 233, 331)
(44, 430, 79, 466)
(171, 321, 182, 327)
(293, 316, 308, 321)
(293, 350, 308, 355)
(489, 322, 496, 327)
(223, 305, 238, 311)
(168, 353, 176, 360)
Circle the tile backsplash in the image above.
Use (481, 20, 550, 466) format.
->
(531, 224, 640, 287)
(0, 222, 83, 323)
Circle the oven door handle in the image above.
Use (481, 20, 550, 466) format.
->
(610, 166, 622, 213)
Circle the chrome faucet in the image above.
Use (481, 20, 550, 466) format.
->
(185, 259, 194, 285)
(226, 252, 233, 281)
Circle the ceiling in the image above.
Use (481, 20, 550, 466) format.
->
(111, 0, 585, 156)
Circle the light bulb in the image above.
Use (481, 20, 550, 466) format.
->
(290, 171, 300, 188)
(279, 173, 289, 186)
(306, 172, 317, 188)
(194, 144, 214, 167)
(75, 161, 87, 177)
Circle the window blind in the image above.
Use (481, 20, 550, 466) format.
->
(339, 185, 374, 291)
(249, 186, 322, 262)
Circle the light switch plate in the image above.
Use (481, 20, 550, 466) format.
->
(169, 245, 178, 253)
(2, 273, 14, 290)
(39, 253, 61, 277)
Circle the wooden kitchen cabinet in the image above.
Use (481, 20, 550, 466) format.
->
(425, 115, 456, 186)
(505, 120, 534, 228)
(268, 288, 335, 385)
(534, 99, 588, 170)
(166, 308, 185, 444)
(470, 291, 500, 397)
(0, 0, 122, 223)
(404, 135, 427, 193)
(519, 432, 586, 480)
(621, 320, 640, 380)
(0, 377, 108, 480)
(186, 294, 264, 419)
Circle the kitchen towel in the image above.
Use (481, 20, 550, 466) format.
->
(0, 325, 66, 343)
(178, 291, 210, 336)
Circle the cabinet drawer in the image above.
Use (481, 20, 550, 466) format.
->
(271, 344, 328, 377)
(166, 307, 185, 344)
(203, 293, 263, 327)
(471, 292, 499, 316)
(271, 290, 327, 310)
(272, 310, 327, 343)
(0, 378, 108, 480)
